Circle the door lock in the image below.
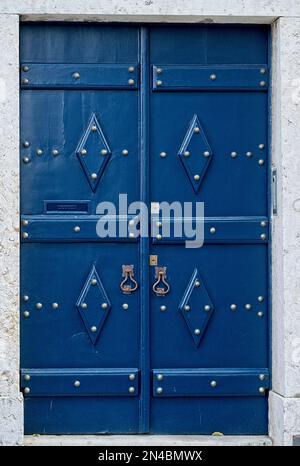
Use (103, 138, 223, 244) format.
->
(152, 266, 170, 297)
(120, 265, 138, 294)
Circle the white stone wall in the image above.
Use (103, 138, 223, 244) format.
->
(0, 0, 300, 446)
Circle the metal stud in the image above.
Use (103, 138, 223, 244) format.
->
(258, 296, 264, 303)
(258, 159, 265, 166)
(122, 303, 129, 310)
(128, 219, 135, 228)
(122, 149, 129, 156)
(128, 386, 135, 394)
(22, 65, 29, 72)
(194, 174, 200, 181)
(210, 380, 217, 388)
(259, 144, 265, 150)
(129, 373, 135, 381)
(260, 68, 266, 74)
(259, 374, 266, 381)
(245, 304, 252, 310)
(260, 81, 266, 87)
(101, 302, 108, 310)
(231, 151, 237, 158)
(246, 151, 252, 158)
(22, 156, 30, 164)
(194, 328, 201, 336)
(230, 304, 237, 311)
(91, 278, 97, 286)
(160, 305, 167, 312)
(81, 149, 87, 156)
(23, 141, 30, 148)
(74, 226, 80, 233)
(156, 221, 162, 228)
(24, 374, 31, 381)
(210, 74, 217, 81)
(204, 305, 211, 312)
(156, 68, 163, 74)
(157, 374, 163, 381)
(128, 79, 135, 85)
(156, 80, 162, 86)
(36, 303, 43, 310)
(22, 220, 29, 227)
(91, 173, 98, 180)
(259, 387, 265, 394)
(128, 66, 135, 73)
(74, 380, 80, 388)
(195, 280, 200, 288)
(52, 149, 59, 156)
(210, 227, 216, 235)
(156, 387, 163, 395)
(160, 152, 167, 158)
(260, 221, 267, 227)
(81, 303, 87, 309)
(156, 234, 162, 240)
(23, 311, 30, 318)
(52, 302, 59, 309)
(101, 149, 108, 156)
(257, 311, 264, 318)
(23, 295, 29, 302)
(91, 125, 97, 132)
(203, 151, 210, 158)
(260, 233, 266, 240)
(91, 326, 97, 333)
(129, 232, 135, 239)
(36, 148, 43, 156)
(24, 387, 30, 394)
(22, 232, 29, 239)
(73, 72, 80, 79)
(194, 127, 200, 134)
(22, 78, 29, 85)
(184, 305, 190, 312)
(184, 151, 190, 157)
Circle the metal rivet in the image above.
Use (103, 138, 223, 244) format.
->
(23, 311, 30, 318)
(91, 125, 97, 132)
(91, 278, 97, 286)
(231, 151, 237, 158)
(22, 65, 29, 72)
(204, 305, 211, 312)
(259, 386, 265, 394)
(156, 80, 162, 86)
(52, 302, 59, 309)
(194, 328, 201, 335)
(260, 81, 266, 87)
(23, 141, 30, 148)
(129, 219, 135, 227)
(156, 234, 162, 240)
(129, 232, 135, 239)
(73, 72, 80, 79)
(129, 373, 135, 381)
(81, 149, 87, 156)
(156, 221, 162, 228)
(91, 173, 97, 180)
(259, 374, 266, 381)
(74, 380, 80, 388)
(101, 302, 108, 309)
(184, 305, 190, 312)
(23, 295, 29, 302)
(22, 232, 29, 239)
(122, 303, 129, 310)
(257, 311, 264, 318)
(210, 380, 217, 388)
(81, 303, 87, 309)
(230, 304, 237, 311)
(128, 66, 135, 73)
(203, 151, 210, 158)
(210, 227, 216, 235)
(258, 296, 264, 303)
(210, 74, 217, 81)
(156, 387, 163, 395)
(129, 386, 135, 394)
(157, 374, 163, 381)
(128, 79, 135, 85)
(195, 280, 200, 287)
(24, 374, 31, 381)
(36, 148, 43, 156)
(194, 174, 200, 181)
(22, 220, 29, 227)
(160, 305, 167, 312)
(122, 149, 129, 156)
(258, 159, 265, 166)
(259, 144, 265, 150)
(194, 127, 200, 134)
(160, 152, 167, 158)
(260, 221, 267, 227)
(156, 68, 163, 74)
(246, 151, 252, 158)
(36, 303, 43, 310)
(52, 149, 59, 157)
(184, 151, 190, 157)
(22, 156, 30, 164)
(101, 149, 108, 156)
(91, 326, 97, 333)
(24, 387, 30, 394)
(74, 226, 80, 233)
(260, 68, 266, 74)
(22, 78, 29, 85)
(245, 304, 252, 310)
(261, 233, 266, 240)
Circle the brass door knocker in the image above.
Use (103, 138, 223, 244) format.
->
(120, 265, 138, 294)
(152, 266, 170, 296)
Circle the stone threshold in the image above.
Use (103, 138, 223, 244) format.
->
(24, 435, 272, 446)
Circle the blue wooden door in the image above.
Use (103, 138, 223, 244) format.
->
(20, 24, 270, 434)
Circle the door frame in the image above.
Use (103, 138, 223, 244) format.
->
(0, 3, 300, 445)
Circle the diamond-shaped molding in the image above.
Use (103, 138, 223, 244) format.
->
(76, 265, 111, 345)
(76, 113, 111, 192)
(178, 114, 213, 193)
(179, 268, 214, 347)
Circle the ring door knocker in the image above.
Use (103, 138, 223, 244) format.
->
(120, 265, 139, 294)
(152, 266, 170, 297)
